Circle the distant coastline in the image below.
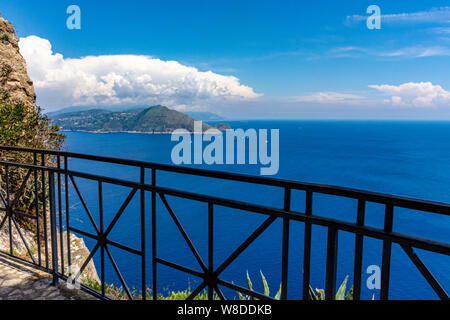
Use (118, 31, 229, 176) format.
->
(51, 105, 230, 133)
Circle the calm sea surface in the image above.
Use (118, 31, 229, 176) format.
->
(63, 121, 450, 299)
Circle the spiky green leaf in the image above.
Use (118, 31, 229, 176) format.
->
(246, 270, 253, 291)
(274, 283, 282, 300)
(345, 285, 354, 300)
(309, 286, 318, 300)
(260, 271, 270, 297)
(237, 291, 246, 300)
(335, 275, 348, 300)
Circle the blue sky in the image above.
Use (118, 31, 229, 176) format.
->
(2, 0, 450, 119)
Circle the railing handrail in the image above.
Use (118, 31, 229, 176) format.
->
(1, 145, 449, 300)
(1, 145, 450, 216)
(1, 158, 449, 255)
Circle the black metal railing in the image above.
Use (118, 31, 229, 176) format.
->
(0, 145, 449, 300)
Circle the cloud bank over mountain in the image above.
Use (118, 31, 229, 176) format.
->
(18, 36, 450, 116)
(19, 35, 260, 111)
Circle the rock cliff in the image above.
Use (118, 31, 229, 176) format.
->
(0, 12, 36, 110)
(0, 12, 100, 287)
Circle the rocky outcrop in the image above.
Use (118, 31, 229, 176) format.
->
(0, 12, 36, 110)
(0, 214, 36, 255)
(61, 231, 100, 284)
(0, 210, 100, 285)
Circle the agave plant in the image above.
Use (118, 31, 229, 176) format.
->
(235, 271, 376, 300)
(237, 270, 282, 300)
(309, 275, 354, 300)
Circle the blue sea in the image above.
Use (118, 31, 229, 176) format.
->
(63, 121, 450, 300)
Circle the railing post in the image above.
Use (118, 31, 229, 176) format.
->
(353, 199, 366, 300)
(281, 187, 291, 300)
(325, 227, 338, 300)
(57, 155, 64, 275)
(380, 204, 394, 300)
(5, 165, 13, 255)
(140, 167, 147, 300)
(151, 168, 157, 300)
(33, 152, 42, 266)
(41, 153, 49, 268)
(49, 172, 59, 285)
(64, 155, 72, 268)
(302, 190, 312, 300)
(99, 181, 105, 296)
(208, 202, 214, 300)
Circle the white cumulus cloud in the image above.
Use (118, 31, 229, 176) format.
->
(369, 82, 450, 107)
(18, 36, 260, 111)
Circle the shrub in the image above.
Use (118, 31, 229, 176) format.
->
(1, 34, 9, 44)
(81, 276, 213, 300)
(0, 93, 65, 226)
(1, 64, 12, 78)
(161, 289, 211, 300)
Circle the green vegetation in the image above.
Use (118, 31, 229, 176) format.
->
(309, 275, 353, 300)
(0, 102, 64, 213)
(237, 270, 281, 300)
(0, 65, 65, 222)
(82, 277, 141, 300)
(237, 271, 354, 300)
(81, 270, 280, 300)
(81, 276, 214, 300)
(8, 248, 20, 256)
(80, 272, 362, 301)
(50, 105, 230, 133)
(1, 34, 9, 43)
(1, 63, 12, 78)
(162, 289, 213, 300)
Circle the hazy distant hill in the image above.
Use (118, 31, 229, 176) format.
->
(46, 105, 146, 117)
(50, 105, 230, 133)
(184, 111, 225, 121)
